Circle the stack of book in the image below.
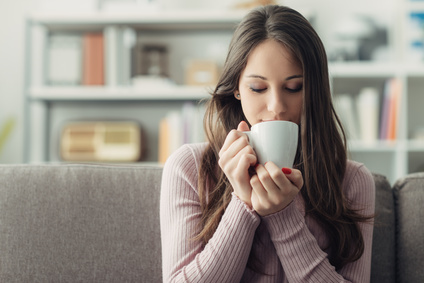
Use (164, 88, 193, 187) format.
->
(158, 102, 206, 163)
(333, 78, 402, 143)
(46, 27, 136, 86)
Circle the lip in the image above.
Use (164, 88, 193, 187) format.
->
(262, 119, 290, 122)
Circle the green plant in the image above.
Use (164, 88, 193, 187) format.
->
(0, 117, 15, 155)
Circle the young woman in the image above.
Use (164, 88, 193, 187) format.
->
(160, 5, 375, 283)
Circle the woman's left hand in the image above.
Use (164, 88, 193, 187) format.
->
(250, 162, 303, 216)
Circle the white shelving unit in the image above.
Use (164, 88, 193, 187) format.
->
(24, 10, 243, 163)
(24, 4, 424, 184)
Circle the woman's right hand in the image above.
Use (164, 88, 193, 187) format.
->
(218, 121, 257, 207)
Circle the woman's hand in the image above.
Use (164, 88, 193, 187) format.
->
(218, 121, 257, 207)
(250, 162, 303, 216)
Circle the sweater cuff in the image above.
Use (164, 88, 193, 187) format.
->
(229, 193, 260, 224)
(261, 201, 305, 236)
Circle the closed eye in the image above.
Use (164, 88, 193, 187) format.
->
(286, 86, 302, 93)
(250, 87, 267, 93)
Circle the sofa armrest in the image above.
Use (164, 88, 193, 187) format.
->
(393, 172, 424, 283)
(371, 173, 396, 283)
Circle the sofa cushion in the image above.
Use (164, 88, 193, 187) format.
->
(393, 172, 424, 283)
(0, 164, 163, 282)
(371, 173, 396, 283)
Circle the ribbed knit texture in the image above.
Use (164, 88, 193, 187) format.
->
(160, 143, 375, 283)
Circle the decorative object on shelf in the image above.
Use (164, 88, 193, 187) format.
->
(142, 44, 168, 77)
(133, 43, 169, 79)
(0, 117, 15, 157)
(185, 59, 220, 86)
(60, 121, 144, 162)
(407, 12, 424, 61)
(328, 15, 388, 62)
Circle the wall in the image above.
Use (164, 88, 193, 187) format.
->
(0, 0, 39, 163)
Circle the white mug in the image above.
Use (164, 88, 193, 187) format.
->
(244, 120, 298, 168)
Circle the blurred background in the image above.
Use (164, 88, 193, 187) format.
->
(0, 0, 423, 184)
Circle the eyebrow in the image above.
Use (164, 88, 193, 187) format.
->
(246, 74, 303, 81)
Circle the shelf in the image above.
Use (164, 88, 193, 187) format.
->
(28, 10, 248, 30)
(407, 140, 424, 151)
(329, 62, 401, 78)
(347, 140, 399, 152)
(404, 64, 424, 76)
(29, 85, 212, 101)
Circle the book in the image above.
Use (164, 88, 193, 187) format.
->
(379, 79, 392, 140)
(47, 34, 82, 85)
(82, 32, 105, 85)
(121, 27, 137, 86)
(386, 78, 402, 140)
(104, 26, 119, 86)
(104, 26, 136, 86)
(357, 87, 380, 143)
(334, 94, 360, 140)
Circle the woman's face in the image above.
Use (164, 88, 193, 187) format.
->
(236, 39, 303, 126)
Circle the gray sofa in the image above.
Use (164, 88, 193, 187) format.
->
(0, 163, 423, 283)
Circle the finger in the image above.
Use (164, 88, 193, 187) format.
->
(237, 120, 250, 132)
(254, 163, 280, 193)
(218, 137, 257, 178)
(263, 162, 292, 191)
(281, 168, 304, 190)
(222, 135, 254, 161)
(220, 129, 243, 154)
(233, 148, 257, 174)
(250, 171, 268, 199)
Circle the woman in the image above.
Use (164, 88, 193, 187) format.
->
(160, 5, 375, 282)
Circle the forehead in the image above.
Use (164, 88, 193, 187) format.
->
(243, 39, 302, 75)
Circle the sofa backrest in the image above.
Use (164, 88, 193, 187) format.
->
(0, 164, 163, 283)
(393, 172, 424, 283)
(371, 173, 396, 283)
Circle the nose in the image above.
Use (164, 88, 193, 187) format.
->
(267, 89, 286, 118)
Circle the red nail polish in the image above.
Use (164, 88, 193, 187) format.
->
(282, 168, 292, 174)
(254, 163, 259, 168)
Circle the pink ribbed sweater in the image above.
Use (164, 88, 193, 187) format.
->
(160, 143, 375, 283)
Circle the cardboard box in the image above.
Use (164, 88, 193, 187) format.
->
(185, 59, 220, 86)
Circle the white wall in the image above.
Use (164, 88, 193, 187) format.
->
(0, 0, 40, 163)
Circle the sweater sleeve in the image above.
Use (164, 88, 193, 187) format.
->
(261, 162, 375, 283)
(160, 144, 261, 283)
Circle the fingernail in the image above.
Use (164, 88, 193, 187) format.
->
(254, 163, 260, 168)
(282, 168, 292, 174)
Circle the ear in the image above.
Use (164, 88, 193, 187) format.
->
(234, 91, 241, 100)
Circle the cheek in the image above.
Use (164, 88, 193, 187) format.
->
(240, 95, 264, 123)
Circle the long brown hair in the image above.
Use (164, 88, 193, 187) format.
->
(198, 5, 370, 270)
